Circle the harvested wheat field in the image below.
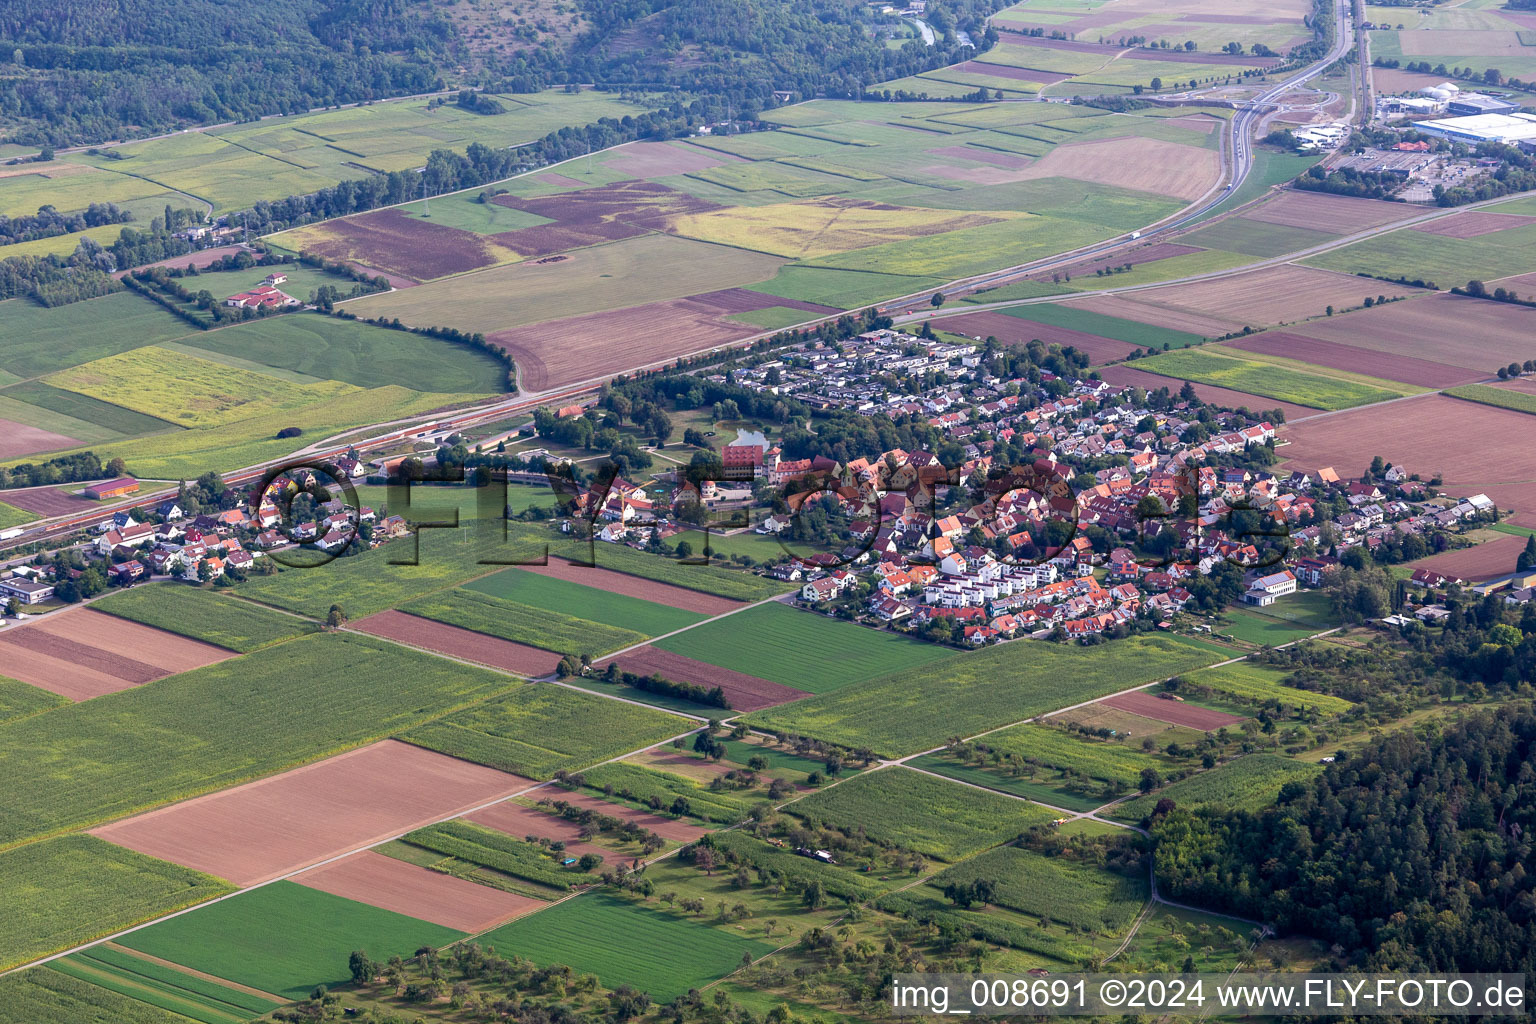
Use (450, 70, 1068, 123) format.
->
(1059, 293, 1240, 337)
(1281, 395, 1536, 513)
(1095, 364, 1319, 422)
(0, 607, 233, 701)
(597, 645, 809, 713)
(351, 610, 563, 677)
(490, 298, 757, 391)
(534, 789, 710, 842)
(1241, 191, 1414, 232)
(1224, 331, 1481, 388)
(91, 740, 537, 886)
(464, 800, 619, 861)
(1009, 137, 1220, 202)
(1289, 293, 1536, 372)
(516, 558, 741, 615)
(275, 208, 516, 280)
(1412, 212, 1536, 239)
(688, 287, 839, 316)
(0, 420, 79, 460)
(1101, 691, 1245, 730)
(938, 311, 1138, 365)
(1114, 265, 1424, 327)
(669, 198, 1008, 261)
(0, 483, 102, 516)
(603, 140, 746, 178)
(1408, 534, 1530, 583)
(294, 851, 544, 932)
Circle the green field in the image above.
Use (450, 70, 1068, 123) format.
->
(567, 540, 791, 602)
(804, 216, 1108, 281)
(653, 603, 955, 693)
(479, 892, 776, 1000)
(997, 301, 1208, 348)
(52, 947, 280, 1024)
(746, 265, 945, 309)
(1058, 248, 1253, 291)
(0, 380, 180, 439)
(401, 588, 647, 657)
(905, 754, 1103, 811)
(0, 501, 36, 529)
(724, 305, 824, 330)
(1, 835, 231, 971)
(399, 820, 598, 890)
(0, 968, 192, 1024)
(1179, 662, 1353, 715)
(1112, 754, 1323, 820)
(579, 762, 756, 823)
(117, 881, 464, 1000)
(465, 567, 705, 636)
(91, 585, 318, 652)
(1217, 589, 1338, 645)
(1446, 383, 1536, 417)
(928, 844, 1148, 933)
(748, 635, 1221, 757)
(1179, 217, 1340, 258)
(0, 632, 514, 846)
(396, 192, 554, 234)
(786, 767, 1054, 860)
(0, 294, 195, 379)
(1305, 218, 1536, 285)
(1133, 346, 1414, 410)
(400, 683, 690, 779)
(176, 313, 509, 393)
(0, 675, 68, 726)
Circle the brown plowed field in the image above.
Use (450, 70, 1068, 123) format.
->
(604, 141, 745, 177)
(1407, 533, 1529, 582)
(0, 483, 101, 516)
(0, 421, 79, 460)
(488, 298, 753, 391)
(294, 208, 504, 280)
(688, 287, 839, 316)
(1095, 364, 1318, 422)
(1114, 265, 1424, 327)
(632, 749, 736, 783)
(91, 739, 536, 886)
(1059, 292, 1239, 337)
(535, 789, 710, 841)
(1242, 191, 1413, 232)
(294, 850, 545, 932)
(1288, 293, 1535, 371)
(464, 800, 619, 861)
(938, 311, 1138, 365)
(489, 180, 723, 260)
(516, 559, 740, 614)
(112, 244, 254, 279)
(1225, 331, 1481, 388)
(596, 645, 809, 712)
(1491, 270, 1536, 291)
(351, 610, 562, 676)
(0, 607, 233, 701)
(1411, 211, 1536, 238)
(1101, 691, 1245, 730)
(1280, 395, 1536, 514)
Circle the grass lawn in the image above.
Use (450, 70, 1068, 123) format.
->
(401, 587, 648, 657)
(0, 632, 515, 846)
(400, 682, 691, 779)
(0, 501, 32, 530)
(786, 767, 1055, 860)
(724, 306, 823, 330)
(1133, 346, 1417, 410)
(997, 301, 1208, 347)
(464, 567, 705, 636)
(1, 835, 231, 971)
(117, 882, 464, 1000)
(1112, 753, 1322, 821)
(478, 892, 776, 1000)
(653, 603, 956, 692)
(1490, 522, 1536, 538)
(748, 635, 1222, 757)
(90, 585, 318, 652)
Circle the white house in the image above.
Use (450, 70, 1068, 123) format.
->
(1244, 569, 1297, 606)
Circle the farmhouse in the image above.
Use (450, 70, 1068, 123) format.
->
(224, 284, 300, 309)
(85, 477, 140, 500)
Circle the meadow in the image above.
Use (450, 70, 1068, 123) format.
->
(0, 294, 195, 380)
(1304, 218, 1536, 285)
(1180, 216, 1340, 259)
(400, 683, 690, 779)
(0, 380, 179, 440)
(401, 588, 648, 656)
(920, 722, 1177, 800)
(748, 636, 1221, 757)
(400, 820, 598, 890)
(0, 632, 516, 846)
(1179, 662, 1354, 715)
(0, 969, 191, 1024)
(786, 767, 1055, 860)
(1447, 384, 1536, 417)
(1132, 346, 1416, 410)
(1, 835, 231, 971)
(0, 675, 68, 726)
(578, 762, 757, 824)
(51, 948, 279, 1024)
(0, 503, 28, 530)
(928, 844, 1148, 933)
(1111, 754, 1323, 820)
(996, 301, 1208, 348)
(91, 585, 318, 652)
(464, 567, 705, 636)
(117, 881, 464, 999)
(653, 603, 956, 692)
(479, 892, 777, 1000)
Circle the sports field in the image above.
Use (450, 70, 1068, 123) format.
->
(1, 835, 230, 970)
(653, 603, 954, 692)
(479, 892, 776, 999)
(748, 635, 1221, 757)
(401, 683, 691, 779)
(117, 881, 464, 999)
(90, 586, 318, 652)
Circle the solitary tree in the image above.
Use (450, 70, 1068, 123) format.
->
(930, 292, 945, 308)
(327, 603, 347, 628)
(1519, 535, 1536, 573)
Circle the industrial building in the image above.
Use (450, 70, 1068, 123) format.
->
(1411, 111, 1536, 145)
